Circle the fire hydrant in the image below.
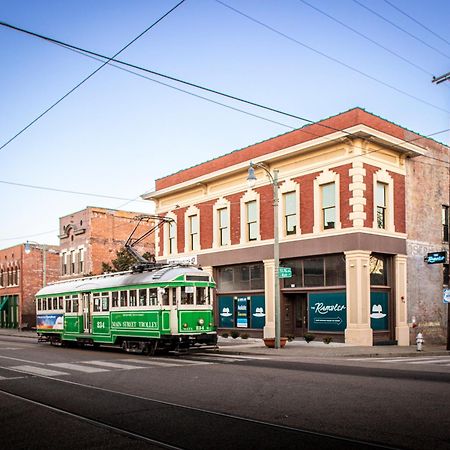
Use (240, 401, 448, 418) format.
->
(416, 332, 424, 351)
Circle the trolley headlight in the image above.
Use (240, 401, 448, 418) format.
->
(198, 318, 205, 326)
(183, 323, 188, 329)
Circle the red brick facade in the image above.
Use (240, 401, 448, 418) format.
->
(0, 244, 59, 328)
(60, 207, 155, 278)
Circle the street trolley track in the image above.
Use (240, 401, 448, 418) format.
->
(0, 366, 401, 450)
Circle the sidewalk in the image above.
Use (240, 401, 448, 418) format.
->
(0, 328, 447, 358)
(214, 336, 449, 358)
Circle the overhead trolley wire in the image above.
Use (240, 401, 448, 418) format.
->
(0, 0, 186, 153)
(215, 0, 450, 115)
(352, 0, 450, 60)
(298, 0, 442, 78)
(383, 0, 450, 47)
(1, 17, 449, 159)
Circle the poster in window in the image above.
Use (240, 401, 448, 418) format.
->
(236, 296, 249, 328)
(309, 292, 346, 332)
(250, 295, 265, 329)
(218, 296, 234, 328)
(370, 292, 389, 331)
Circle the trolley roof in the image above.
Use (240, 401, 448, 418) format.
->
(36, 265, 213, 297)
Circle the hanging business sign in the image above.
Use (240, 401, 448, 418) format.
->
(424, 251, 446, 264)
(308, 292, 346, 332)
(444, 289, 450, 304)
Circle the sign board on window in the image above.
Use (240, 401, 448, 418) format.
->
(308, 292, 346, 332)
(236, 297, 249, 328)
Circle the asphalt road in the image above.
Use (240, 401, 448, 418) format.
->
(0, 336, 449, 450)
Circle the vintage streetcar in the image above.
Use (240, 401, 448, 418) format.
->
(35, 264, 217, 355)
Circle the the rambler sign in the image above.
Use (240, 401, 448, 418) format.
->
(309, 292, 347, 332)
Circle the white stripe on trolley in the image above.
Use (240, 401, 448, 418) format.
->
(11, 365, 69, 377)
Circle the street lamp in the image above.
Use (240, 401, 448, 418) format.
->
(24, 241, 49, 287)
(247, 161, 281, 349)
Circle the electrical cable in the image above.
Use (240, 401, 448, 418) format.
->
(298, 0, 441, 78)
(0, 179, 149, 202)
(1, 13, 449, 160)
(0, 0, 186, 152)
(383, 0, 450, 47)
(352, 0, 450, 60)
(214, 0, 450, 114)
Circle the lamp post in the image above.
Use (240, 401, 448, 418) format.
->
(247, 161, 281, 349)
(24, 241, 48, 287)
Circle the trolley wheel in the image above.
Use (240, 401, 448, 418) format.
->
(144, 341, 157, 357)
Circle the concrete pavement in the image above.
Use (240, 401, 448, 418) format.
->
(0, 327, 448, 359)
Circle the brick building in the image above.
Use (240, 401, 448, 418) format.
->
(144, 107, 449, 346)
(0, 243, 59, 328)
(59, 207, 155, 279)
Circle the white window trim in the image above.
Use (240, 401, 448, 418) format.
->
(373, 169, 395, 232)
(213, 198, 231, 248)
(164, 212, 177, 257)
(279, 179, 300, 238)
(313, 169, 341, 233)
(184, 205, 200, 253)
(240, 189, 261, 244)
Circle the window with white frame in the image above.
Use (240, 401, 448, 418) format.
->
(188, 214, 199, 251)
(283, 191, 297, 236)
(246, 200, 258, 241)
(321, 182, 336, 230)
(168, 221, 176, 254)
(372, 169, 394, 231)
(218, 207, 230, 246)
(376, 182, 387, 229)
(61, 252, 67, 275)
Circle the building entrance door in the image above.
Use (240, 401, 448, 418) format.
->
(284, 294, 308, 337)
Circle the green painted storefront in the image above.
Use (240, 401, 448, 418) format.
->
(0, 295, 19, 328)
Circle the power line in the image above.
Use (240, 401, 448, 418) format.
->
(383, 0, 450, 47)
(0, 179, 149, 202)
(214, 1, 450, 114)
(0, 0, 186, 152)
(1, 18, 449, 158)
(298, 0, 440, 78)
(352, 0, 450, 60)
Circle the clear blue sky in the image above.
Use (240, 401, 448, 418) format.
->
(1, 0, 449, 248)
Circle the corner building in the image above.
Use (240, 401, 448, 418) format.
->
(145, 108, 449, 346)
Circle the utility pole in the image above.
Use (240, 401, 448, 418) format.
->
(432, 71, 450, 350)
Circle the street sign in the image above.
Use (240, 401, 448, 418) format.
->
(444, 289, 450, 304)
(425, 251, 447, 264)
(278, 267, 292, 278)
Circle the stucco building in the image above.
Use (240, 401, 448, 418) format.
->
(59, 207, 155, 278)
(144, 108, 449, 346)
(0, 243, 59, 328)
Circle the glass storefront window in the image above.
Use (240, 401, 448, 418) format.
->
(303, 258, 324, 287)
(370, 254, 389, 286)
(325, 254, 346, 286)
(282, 254, 345, 288)
(217, 263, 265, 292)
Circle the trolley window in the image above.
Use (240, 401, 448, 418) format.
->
(181, 286, 194, 305)
(101, 294, 109, 312)
(129, 290, 137, 307)
(160, 288, 169, 306)
(72, 295, 79, 313)
(196, 287, 207, 305)
(112, 291, 119, 308)
(42, 298, 48, 310)
(58, 297, 63, 310)
(149, 289, 158, 306)
(120, 291, 127, 307)
(52, 298, 57, 310)
(139, 289, 147, 307)
(93, 293, 101, 312)
(65, 296, 71, 312)
(37, 299, 42, 311)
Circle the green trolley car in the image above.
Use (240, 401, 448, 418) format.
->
(35, 264, 217, 354)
